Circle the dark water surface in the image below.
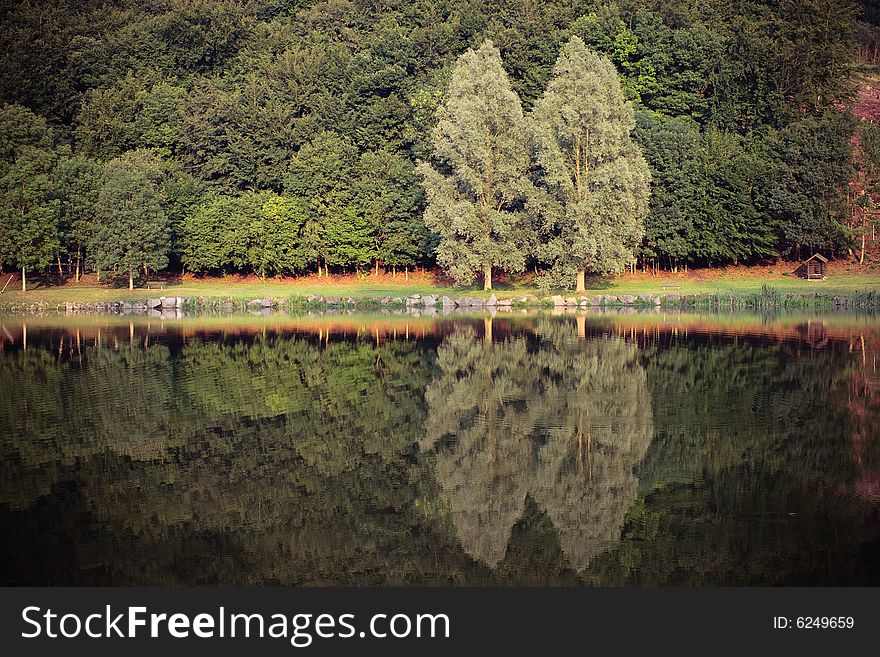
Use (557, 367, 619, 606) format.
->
(1, 312, 879, 586)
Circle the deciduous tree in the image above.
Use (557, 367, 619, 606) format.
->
(530, 37, 650, 291)
(418, 40, 532, 290)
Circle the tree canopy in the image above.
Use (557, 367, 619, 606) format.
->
(0, 0, 872, 286)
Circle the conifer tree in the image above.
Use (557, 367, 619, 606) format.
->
(530, 37, 650, 291)
(418, 41, 532, 291)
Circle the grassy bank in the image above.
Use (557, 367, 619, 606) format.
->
(1, 271, 880, 311)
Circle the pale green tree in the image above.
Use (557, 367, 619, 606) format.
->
(418, 41, 533, 291)
(530, 37, 651, 291)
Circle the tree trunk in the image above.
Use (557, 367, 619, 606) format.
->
(483, 263, 492, 291)
(21, 267, 26, 292)
(75, 258, 80, 283)
(575, 268, 586, 293)
(860, 232, 866, 265)
(405, 266, 409, 281)
(129, 272, 134, 290)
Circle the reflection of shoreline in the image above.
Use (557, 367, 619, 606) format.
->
(3, 312, 878, 357)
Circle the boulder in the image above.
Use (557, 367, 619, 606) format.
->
(663, 294, 680, 303)
(486, 294, 497, 306)
(618, 295, 638, 305)
(146, 298, 162, 309)
(497, 298, 513, 306)
(440, 295, 455, 307)
(565, 297, 578, 306)
(550, 295, 566, 307)
(588, 296, 602, 306)
(261, 297, 274, 308)
(247, 298, 262, 307)
(422, 294, 437, 307)
(160, 297, 176, 308)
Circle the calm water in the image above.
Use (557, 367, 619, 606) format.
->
(1, 311, 879, 586)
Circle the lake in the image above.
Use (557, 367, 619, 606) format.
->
(1, 310, 879, 586)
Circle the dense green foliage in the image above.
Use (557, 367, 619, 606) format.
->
(419, 41, 533, 290)
(0, 0, 873, 286)
(530, 37, 650, 290)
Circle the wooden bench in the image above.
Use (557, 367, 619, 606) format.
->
(660, 281, 682, 291)
(145, 280, 166, 290)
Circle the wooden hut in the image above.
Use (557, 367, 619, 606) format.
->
(796, 253, 828, 280)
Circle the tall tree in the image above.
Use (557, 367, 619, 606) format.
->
(284, 131, 358, 276)
(762, 112, 856, 258)
(53, 156, 103, 282)
(530, 37, 650, 291)
(0, 105, 63, 291)
(352, 149, 426, 275)
(418, 40, 532, 290)
(90, 164, 169, 289)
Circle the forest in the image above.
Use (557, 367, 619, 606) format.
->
(1, 0, 880, 290)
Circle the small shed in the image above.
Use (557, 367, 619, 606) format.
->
(796, 253, 828, 280)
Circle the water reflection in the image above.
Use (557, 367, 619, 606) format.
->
(0, 313, 878, 585)
(422, 322, 653, 570)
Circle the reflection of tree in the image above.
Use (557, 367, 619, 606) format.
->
(1, 336, 472, 585)
(422, 320, 654, 570)
(2, 319, 879, 586)
(0, 344, 176, 508)
(423, 327, 536, 566)
(586, 340, 880, 586)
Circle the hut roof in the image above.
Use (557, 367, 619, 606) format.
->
(803, 253, 828, 263)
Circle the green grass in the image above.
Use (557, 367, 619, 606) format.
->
(1, 271, 879, 308)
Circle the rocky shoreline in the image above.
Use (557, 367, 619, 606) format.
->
(1, 290, 877, 315)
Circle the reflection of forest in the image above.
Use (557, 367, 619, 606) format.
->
(421, 321, 654, 570)
(1, 317, 879, 585)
